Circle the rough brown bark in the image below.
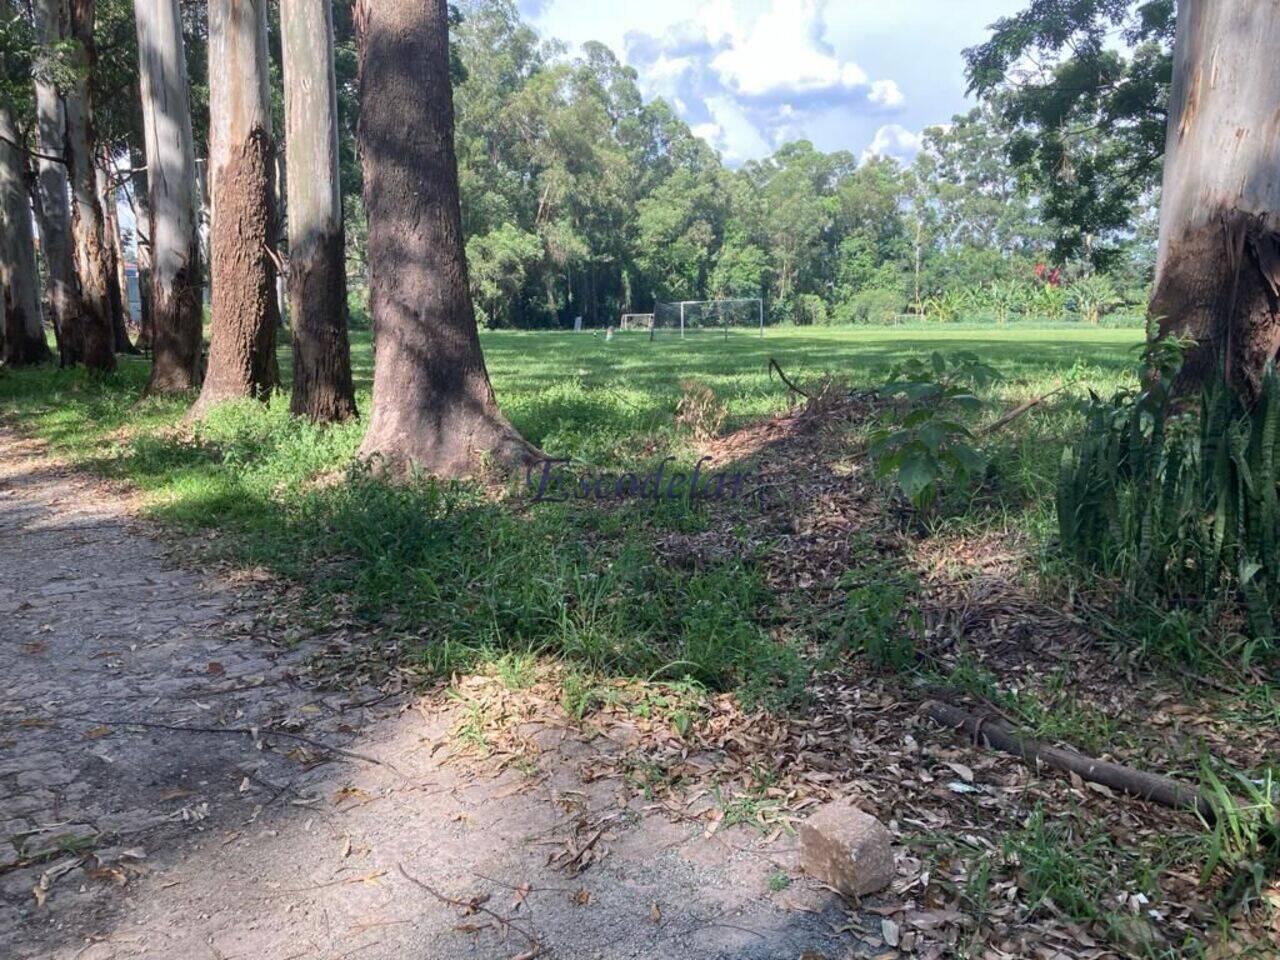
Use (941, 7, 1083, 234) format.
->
(191, 0, 280, 418)
(32, 0, 84, 367)
(192, 131, 279, 413)
(1150, 0, 1280, 398)
(63, 0, 116, 372)
(355, 0, 537, 476)
(281, 0, 356, 423)
(134, 0, 203, 393)
(0, 109, 53, 366)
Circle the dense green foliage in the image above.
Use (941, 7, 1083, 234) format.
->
(442, 0, 1158, 328)
(965, 1, 1174, 267)
(1059, 343, 1280, 656)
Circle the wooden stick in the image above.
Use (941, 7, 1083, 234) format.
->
(397, 863, 545, 957)
(921, 700, 1214, 820)
(979, 383, 1070, 436)
(768, 358, 812, 400)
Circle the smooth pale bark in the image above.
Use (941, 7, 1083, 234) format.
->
(355, 0, 537, 476)
(0, 108, 52, 366)
(128, 157, 154, 350)
(98, 164, 136, 354)
(191, 0, 280, 417)
(1151, 0, 1280, 396)
(134, 0, 203, 393)
(63, 0, 116, 371)
(281, 0, 356, 422)
(32, 0, 83, 366)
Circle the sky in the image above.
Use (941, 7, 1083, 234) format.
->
(518, 0, 1028, 166)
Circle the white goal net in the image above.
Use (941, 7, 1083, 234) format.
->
(619, 313, 654, 331)
(649, 299, 764, 340)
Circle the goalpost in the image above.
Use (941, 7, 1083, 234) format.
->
(619, 313, 654, 331)
(648, 299, 764, 341)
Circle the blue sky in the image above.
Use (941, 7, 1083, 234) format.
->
(518, 0, 1027, 165)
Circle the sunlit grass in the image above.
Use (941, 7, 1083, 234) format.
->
(0, 323, 1142, 700)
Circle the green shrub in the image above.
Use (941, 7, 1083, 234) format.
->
(1058, 341, 1280, 651)
(1067, 274, 1121, 325)
(843, 288, 903, 325)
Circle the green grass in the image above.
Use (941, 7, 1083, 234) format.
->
(0, 324, 1142, 701)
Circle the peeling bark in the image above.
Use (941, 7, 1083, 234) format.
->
(32, 0, 84, 367)
(281, 0, 355, 422)
(0, 109, 52, 366)
(134, 0, 203, 393)
(191, 0, 280, 417)
(98, 164, 136, 354)
(129, 157, 154, 351)
(355, 0, 538, 476)
(63, 0, 117, 372)
(1151, 0, 1280, 397)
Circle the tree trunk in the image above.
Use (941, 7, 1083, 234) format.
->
(0, 108, 52, 366)
(134, 0, 203, 393)
(32, 0, 84, 367)
(190, 0, 280, 417)
(1150, 0, 1280, 398)
(63, 0, 117, 372)
(281, 0, 356, 423)
(98, 163, 137, 354)
(354, 0, 537, 476)
(128, 157, 154, 350)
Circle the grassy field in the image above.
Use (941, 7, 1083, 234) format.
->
(9, 323, 1280, 956)
(0, 323, 1143, 691)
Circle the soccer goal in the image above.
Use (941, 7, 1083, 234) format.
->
(648, 299, 764, 341)
(619, 313, 654, 331)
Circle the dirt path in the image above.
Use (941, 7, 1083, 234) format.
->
(0, 428, 866, 960)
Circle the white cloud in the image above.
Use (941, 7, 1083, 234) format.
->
(703, 95, 773, 163)
(622, 0, 907, 162)
(868, 79, 905, 109)
(863, 124, 923, 163)
(710, 0, 868, 99)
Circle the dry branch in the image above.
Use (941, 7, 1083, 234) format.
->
(921, 700, 1214, 820)
(768, 358, 812, 400)
(397, 863, 545, 958)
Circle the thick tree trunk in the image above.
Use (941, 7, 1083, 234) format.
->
(63, 0, 117, 372)
(281, 0, 356, 423)
(98, 164, 136, 354)
(1150, 0, 1280, 398)
(134, 0, 203, 393)
(190, 0, 280, 417)
(0, 109, 52, 366)
(32, 0, 84, 367)
(354, 0, 537, 476)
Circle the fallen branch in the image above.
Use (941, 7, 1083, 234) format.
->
(768, 358, 812, 401)
(397, 863, 544, 958)
(921, 700, 1214, 820)
(979, 382, 1071, 437)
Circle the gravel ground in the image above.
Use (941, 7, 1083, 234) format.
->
(0, 427, 870, 960)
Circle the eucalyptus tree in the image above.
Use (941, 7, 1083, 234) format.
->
(191, 0, 279, 417)
(31, 0, 82, 364)
(134, 0, 203, 392)
(63, 0, 117, 370)
(280, 0, 355, 422)
(0, 105, 51, 365)
(355, 0, 536, 475)
(1149, 0, 1280, 395)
